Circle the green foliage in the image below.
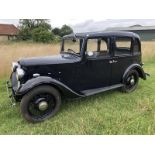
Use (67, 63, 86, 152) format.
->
(60, 25, 73, 37)
(52, 25, 73, 37)
(19, 19, 51, 30)
(18, 27, 32, 40)
(18, 19, 52, 43)
(18, 19, 74, 43)
(53, 35, 62, 43)
(32, 27, 54, 43)
(35, 19, 51, 30)
(52, 27, 61, 36)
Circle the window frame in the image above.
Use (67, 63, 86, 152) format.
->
(61, 37, 84, 57)
(133, 38, 141, 55)
(85, 37, 111, 60)
(113, 36, 134, 57)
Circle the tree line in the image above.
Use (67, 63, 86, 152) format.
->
(18, 19, 73, 43)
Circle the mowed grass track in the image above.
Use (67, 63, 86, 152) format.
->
(0, 41, 155, 134)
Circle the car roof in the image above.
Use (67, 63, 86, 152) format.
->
(63, 31, 140, 39)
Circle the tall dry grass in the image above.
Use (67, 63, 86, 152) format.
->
(141, 41, 155, 61)
(0, 42, 60, 78)
(0, 41, 155, 78)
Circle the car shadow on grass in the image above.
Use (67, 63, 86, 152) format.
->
(60, 89, 119, 113)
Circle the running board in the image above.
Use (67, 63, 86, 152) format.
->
(81, 84, 124, 96)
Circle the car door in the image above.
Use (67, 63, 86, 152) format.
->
(110, 37, 134, 85)
(78, 37, 112, 90)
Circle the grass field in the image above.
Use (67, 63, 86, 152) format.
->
(0, 41, 155, 134)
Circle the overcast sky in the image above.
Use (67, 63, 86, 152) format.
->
(1, 0, 155, 32)
(1, 19, 155, 33)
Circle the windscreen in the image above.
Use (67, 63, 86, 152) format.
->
(62, 38, 83, 55)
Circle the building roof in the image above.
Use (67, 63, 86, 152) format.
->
(64, 31, 140, 39)
(106, 26, 155, 31)
(0, 24, 18, 36)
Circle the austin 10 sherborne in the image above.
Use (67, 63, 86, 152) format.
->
(7, 31, 149, 123)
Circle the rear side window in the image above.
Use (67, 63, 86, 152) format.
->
(115, 37, 132, 56)
(133, 38, 140, 54)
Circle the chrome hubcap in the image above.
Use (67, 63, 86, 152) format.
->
(130, 78, 135, 85)
(38, 101, 48, 111)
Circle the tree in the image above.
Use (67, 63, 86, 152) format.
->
(18, 19, 35, 40)
(18, 19, 52, 42)
(52, 27, 61, 36)
(19, 19, 51, 30)
(18, 27, 32, 40)
(32, 27, 54, 43)
(35, 19, 51, 30)
(19, 19, 35, 30)
(18, 19, 73, 42)
(52, 25, 73, 37)
(60, 25, 73, 37)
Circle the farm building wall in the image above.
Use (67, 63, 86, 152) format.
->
(0, 36, 8, 41)
(107, 26, 155, 41)
(128, 30, 155, 41)
(0, 35, 17, 41)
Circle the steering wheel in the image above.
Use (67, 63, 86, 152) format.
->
(67, 49, 78, 55)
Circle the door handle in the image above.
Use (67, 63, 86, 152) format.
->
(113, 60, 118, 63)
(109, 60, 118, 64)
(109, 60, 113, 64)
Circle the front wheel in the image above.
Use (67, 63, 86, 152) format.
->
(20, 85, 61, 123)
(121, 70, 139, 93)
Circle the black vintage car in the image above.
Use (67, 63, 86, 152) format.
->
(7, 31, 148, 123)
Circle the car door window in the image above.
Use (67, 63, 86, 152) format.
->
(86, 38, 109, 58)
(87, 39, 98, 52)
(115, 37, 132, 56)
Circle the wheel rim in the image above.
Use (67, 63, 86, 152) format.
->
(28, 93, 56, 120)
(125, 73, 138, 90)
(38, 101, 48, 111)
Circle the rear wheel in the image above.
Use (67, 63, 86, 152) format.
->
(20, 85, 61, 123)
(121, 70, 139, 93)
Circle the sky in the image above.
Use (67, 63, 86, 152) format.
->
(1, 19, 155, 33)
(72, 19, 155, 33)
(1, 0, 155, 32)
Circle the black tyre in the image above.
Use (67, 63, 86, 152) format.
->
(20, 85, 61, 123)
(121, 70, 139, 93)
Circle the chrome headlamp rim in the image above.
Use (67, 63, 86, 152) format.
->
(12, 62, 20, 72)
(12, 62, 25, 80)
(16, 68, 25, 80)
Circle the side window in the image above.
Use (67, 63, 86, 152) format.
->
(86, 38, 109, 58)
(87, 39, 98, 52)
(115, 37, 132, 56)
(133, 38, 140, 55)
(100, 39, 109, 53)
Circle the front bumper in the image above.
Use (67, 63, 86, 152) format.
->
(6, 72, 22, 103)
(6, 80, 16, 105)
